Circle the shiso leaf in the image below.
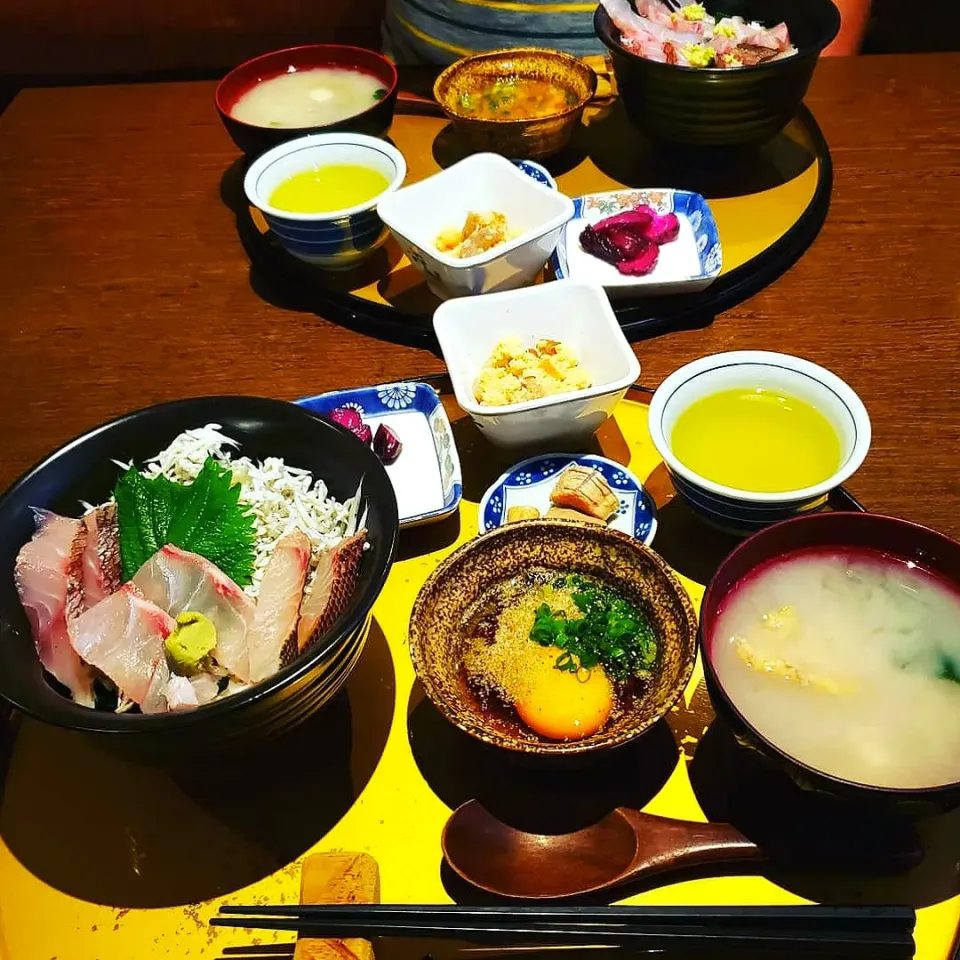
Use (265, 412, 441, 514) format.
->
(114, 457, 256, 585)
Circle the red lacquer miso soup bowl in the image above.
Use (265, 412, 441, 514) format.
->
(216, 44, 399, 155)
(701, 511, 960, 815)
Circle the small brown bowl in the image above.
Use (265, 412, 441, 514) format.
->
(433, 48, 597, 160)
(409, 520, 698, 756)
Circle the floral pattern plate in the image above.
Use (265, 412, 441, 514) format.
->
(298, 382, 462, 528)
(550, 188, 722, 298)
(479, 453, 657, 545)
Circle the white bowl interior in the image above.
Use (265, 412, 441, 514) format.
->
(434, 281, 637, 411)
(377, 153, 572, 266)
(247, 139, 403, 216)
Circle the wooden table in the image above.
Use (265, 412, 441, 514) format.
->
(0, 53, 958, 532)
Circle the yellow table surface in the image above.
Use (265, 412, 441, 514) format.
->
(1, 401, 958, 960)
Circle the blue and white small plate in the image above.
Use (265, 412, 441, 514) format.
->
(297, 382, 462, 528)
(479, 453, 657, 545)
(550, 188, 722, 298)
(512, 160, 558, 191)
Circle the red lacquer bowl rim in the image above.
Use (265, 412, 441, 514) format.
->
(215, 44, 399, 134)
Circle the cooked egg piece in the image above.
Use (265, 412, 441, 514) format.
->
(515, 645, 615, 740)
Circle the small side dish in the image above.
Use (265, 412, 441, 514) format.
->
(599, 0, 795, 68)
(297, 382, 463, 529)
(506, 465, 618, 526)
(13, 425, 367, 713)
(436, 211, 513, 259)
(580, 204, 680, 276)
(474, 338, 591, 407)
(481, 453, 657, 544)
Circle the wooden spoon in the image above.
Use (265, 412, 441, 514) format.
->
(442, 802, 762, 899)
(442, 800, 923, 900)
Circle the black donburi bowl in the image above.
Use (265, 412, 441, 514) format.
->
(595, 0, 840, 149)
(0, 396, 398, 760)
(701, 512, 960, 816)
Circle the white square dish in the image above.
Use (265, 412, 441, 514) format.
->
(550, 188, 722, 297)
(433, 280, 640, 448)
(377, 153, 574, 300)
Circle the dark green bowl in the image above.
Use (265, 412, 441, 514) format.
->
(595, 0, 840, 149)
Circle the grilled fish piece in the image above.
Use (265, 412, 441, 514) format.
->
(550, 466, 619, 522)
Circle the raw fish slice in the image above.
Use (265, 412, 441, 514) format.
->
(297, 530, 366, 653)
(14, 509, 95, 705)
(68, 583, 175, 707)
(165, 673, 221, 711)
(81, 503, 121, 608)
(132, 544, 256, 682)
(247, 530, 311, 682)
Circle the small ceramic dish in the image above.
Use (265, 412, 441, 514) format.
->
(215, 44, 399, 155)
(513, 160, 558, 190)
(647, 351, 871, 533)
(433, 47, 597, 160)
(408, 519, 698, 756)
(377, 153, 573, 299)
(550, 188, 722, 297)
(479, 453, 657, 545)
(243, 132, 406, 270)
(298, 381, 462, 528)
(433, 280, 640, 448)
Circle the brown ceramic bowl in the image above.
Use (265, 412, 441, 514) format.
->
(433, 48, 597, 160)
(409, 520, 698, 756)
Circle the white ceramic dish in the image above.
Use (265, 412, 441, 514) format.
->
(433, 280, 640, 448)
(377, 153, 574, 300)
(297, 382, 462, 527)
(647, 351, 872, 533)
(243, 132, 406, 269)
(550, 188, 722, 298)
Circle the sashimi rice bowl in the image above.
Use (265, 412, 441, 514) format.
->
(0, 397, 398, 742)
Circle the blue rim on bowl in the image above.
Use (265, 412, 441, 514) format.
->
(479, 453, 657, 545)
(243, 132, 406, 268)
(647, 350, 871, 532)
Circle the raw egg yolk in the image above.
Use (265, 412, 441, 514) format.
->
(515, 645, 615, 741)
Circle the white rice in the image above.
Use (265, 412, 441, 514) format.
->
(140, 424, 362, 598)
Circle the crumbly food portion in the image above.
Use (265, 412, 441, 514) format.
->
(507, 506, 541, 523)
(436, 211, 512, 259)
(473, 337, 592, 407)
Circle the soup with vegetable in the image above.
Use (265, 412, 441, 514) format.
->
(710, 546, 960, 789)
(457, 77, 579, 120)
(230, 67, 387, 129)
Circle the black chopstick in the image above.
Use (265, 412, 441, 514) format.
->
(217, 903, 913, 930)
(209, 917, 915, 958)
(211, 904, 917, 959)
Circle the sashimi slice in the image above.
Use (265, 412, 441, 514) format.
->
(68, 583, 175, 707)
(247, 530, 311, 683)
(297, 530, 366, 654)
(82, 503, 121, 608)
(132, 544, 255, 682)
(14, 509, 95, 705)
(164, 673, 221, 711)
